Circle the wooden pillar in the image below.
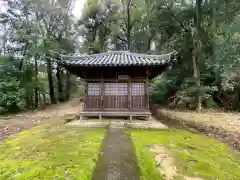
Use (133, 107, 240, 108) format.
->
(128, 76, 132, 121)
(128, 76, 132, 109)
(83, 72, 87, 110)
(100, 76, 104, 110)
(145, 69, 150, 110)
(84, 82, 88, 110)
(81, 72, 87, 120)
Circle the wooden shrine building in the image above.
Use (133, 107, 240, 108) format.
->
(62, 51, 176, 120)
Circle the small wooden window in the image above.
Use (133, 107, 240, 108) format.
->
(105, 83, 128, 96)
(86, 83, 101, 109)
(132, 83, 145, 96)
(88, 83, 101, 95)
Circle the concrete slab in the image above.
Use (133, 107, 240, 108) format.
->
(68, 120, 109, 128)
(67, 117, 168, 130)
(125, 121, 168, 130)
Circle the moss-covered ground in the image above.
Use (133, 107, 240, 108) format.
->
(130, 129, 240, 180)
(0, 125, 105, 180)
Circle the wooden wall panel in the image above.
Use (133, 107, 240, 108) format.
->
(131, 83, 145, 109)
(85, 81, 148, 111)
(86, 96, 101, 109)
(103, 83, 128, 109)
(86, 83, 101, 109)
(103, 96, 128, 109)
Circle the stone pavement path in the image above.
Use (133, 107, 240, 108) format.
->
(91, 128, 140, 180)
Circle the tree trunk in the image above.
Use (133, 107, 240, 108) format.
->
(46, 57, 57, 104)
(65, 71, 71, 101)
(19, 42, 29, 71)
(56, 62, 64, 102)
(235, 89, 240, 111)
(42, 92, 46, 108)
(146, 37, 152, 53)
(211, 0, 216, 60)
(34, 57, 39, 108)
(26, 96, 32, 109)
(192, 0, 202, 112)
(31, 94, 34, 109)
(127, 0, 131, 50)
(234, 71, 240, 111)
(1, 23, 7, 55)
(192, 50, 201, 112)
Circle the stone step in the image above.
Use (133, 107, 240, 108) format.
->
(109, 122, 125, 128)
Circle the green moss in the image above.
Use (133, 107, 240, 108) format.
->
(0, 125, 106, 180)
(129, 129, 240, 180)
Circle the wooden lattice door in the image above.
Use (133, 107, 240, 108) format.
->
(131, 83, 145, 109)
(86, 83, 101, 109)
(104, 83, 128, 109)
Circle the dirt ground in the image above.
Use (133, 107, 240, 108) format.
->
(151, 106, 240, 150)
(149, 144, 203, 180)
(0, 99, 81, 140)
(159, 109, 240, 133)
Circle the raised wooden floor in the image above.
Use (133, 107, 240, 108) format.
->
(79, 110, 151, 121)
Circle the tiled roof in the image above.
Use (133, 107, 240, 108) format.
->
(61, 51, 176, 67)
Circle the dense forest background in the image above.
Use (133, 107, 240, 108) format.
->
(0, 0, 239, 114)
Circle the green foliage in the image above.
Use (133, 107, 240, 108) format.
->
(150, 76, 177, 104)
(147, 1, 240, 110)
(1, 0, 240, 111)
(0, 56, 25, 113)
(0, 0, 80, 110)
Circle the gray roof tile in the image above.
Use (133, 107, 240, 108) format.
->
(61, 51, 176, 67)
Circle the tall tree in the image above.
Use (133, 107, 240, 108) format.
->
(192, 0, 202, 112)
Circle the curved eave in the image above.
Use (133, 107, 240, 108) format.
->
(60, 50, 177, 68)
(62, 61, 170, 68)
